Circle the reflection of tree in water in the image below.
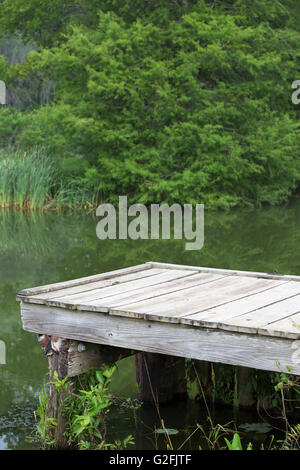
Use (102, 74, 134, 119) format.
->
(0, 210, 95, 259)
(1, 202, 300, 304)
(191, 200, 300, 275)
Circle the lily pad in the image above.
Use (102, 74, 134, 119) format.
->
(155, 428, 179, 435)
(239, 422, 272, 434)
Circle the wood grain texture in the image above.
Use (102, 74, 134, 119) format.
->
(182, 280, 298, 327)
(20, 302, 300, 375)
(109, 276, 284, 322)
(48, 269, 197, 306)
(257, 313, 300, 339)
(16, 263, 152, 298)
(84, 272, 226, 310)
(67, 342, 135, 377)
(17, 262, 300, 340)
(27, 268, 166, 301)
(218, 294, 300, 335)
(149, 262, 300, 282)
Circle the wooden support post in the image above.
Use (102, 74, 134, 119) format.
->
(136, 352, 187, 404)
(38, 335, 136, 448)
(237, 366, 255, 408)
(194, 361, 256, 409)
(193, 360, 214, 401)
(46, 338, 70, 449)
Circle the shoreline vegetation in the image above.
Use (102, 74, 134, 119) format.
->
(0, 145, 299, 212)
(0, 148, 100, 210)
(1, 0, 300, 452)
(1, 1, 300, 211)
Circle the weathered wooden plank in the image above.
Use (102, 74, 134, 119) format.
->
(148, 262, 300, 282)
(49, 269, 197, 306)
(20, 302, 300, 375)
(21, 268, 168, 305)
(67, 342, 136, 377)
(257, 313, 300, 339)
(16, 263, 152, 298)
(218, 294, 300, 335)
(109, 276, 285, 322)
(182, 280, 297, 328)
(28, 268, 166, 301)
(88, 272, 227, 310)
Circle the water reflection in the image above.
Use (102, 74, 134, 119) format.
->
(0, 199, 300, 449)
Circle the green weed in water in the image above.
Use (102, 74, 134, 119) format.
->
(35, 365, 135, 450)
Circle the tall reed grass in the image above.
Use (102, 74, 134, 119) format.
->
(0, 148, 55, 209)
(0, 148, 95, 210)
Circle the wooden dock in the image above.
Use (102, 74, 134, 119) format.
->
(17, 261, 300, 447)
(18, 261, 300, 375)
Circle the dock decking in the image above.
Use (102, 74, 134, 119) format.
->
(17, 262, 300, 375)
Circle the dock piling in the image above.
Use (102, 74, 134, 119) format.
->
(136, 352, 187, 404)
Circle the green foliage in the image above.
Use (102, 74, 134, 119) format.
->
(196, 422, 255, 450)
(187, 359, 300, 414)
(0, 0, 81, 47)
(197, 422, 227, 450)
(224, 432, 252, 450)
(0, 147, 95, 209)
(0, 108, 26, 147)
(284, 424, 300, 450)
(273, 372, 294, 392)
(1, 1, 300, 208)
(0, 147, 56, 208)
(49, 365, 135, 450)
(59, 156, 90, 179)
(34, 388, 57, 448)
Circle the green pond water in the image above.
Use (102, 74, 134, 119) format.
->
(1, 199, 300, 450)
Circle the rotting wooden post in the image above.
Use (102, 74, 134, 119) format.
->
(45, 337, 70, 449)
(136, 352, 187, 404)
(38, 335, 136, 448)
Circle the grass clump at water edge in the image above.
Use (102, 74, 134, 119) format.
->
(0, 148, 95, 210)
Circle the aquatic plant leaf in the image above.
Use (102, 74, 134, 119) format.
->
(239, 422, 272, 434)
(155, 428, 179, 435)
